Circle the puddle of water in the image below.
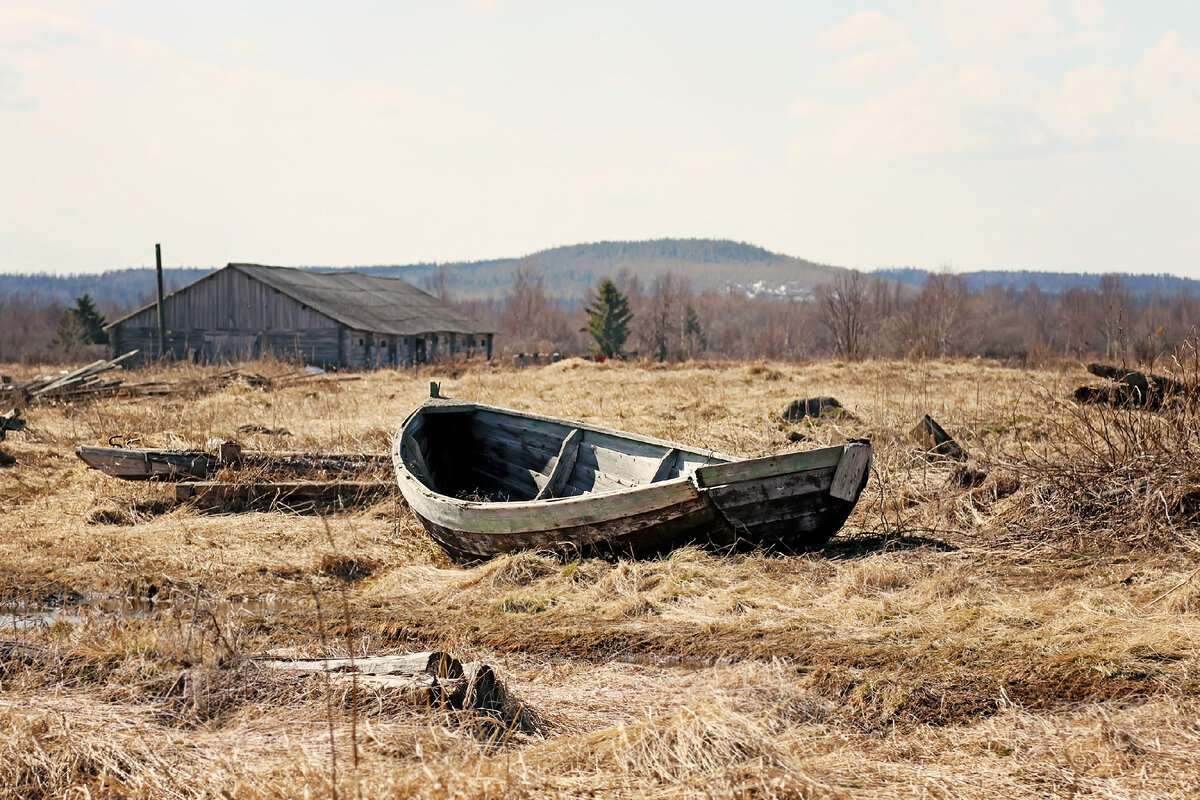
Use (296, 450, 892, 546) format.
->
(0, 596, 291, 629)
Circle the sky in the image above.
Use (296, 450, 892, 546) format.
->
(1, 1, 1198, 276)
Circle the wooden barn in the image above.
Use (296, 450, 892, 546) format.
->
(105, 263, 493, 368)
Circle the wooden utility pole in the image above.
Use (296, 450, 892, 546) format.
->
(155, 243, 166, 358)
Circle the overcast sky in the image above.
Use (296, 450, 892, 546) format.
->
(2, 1, 1198, 276)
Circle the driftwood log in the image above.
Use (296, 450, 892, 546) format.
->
(259, 650, 501, 711)
(910, 414, 967, 461)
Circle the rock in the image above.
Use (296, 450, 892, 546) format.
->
(779, 397, 847, 422)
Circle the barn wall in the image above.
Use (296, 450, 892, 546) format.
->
(112, 326, 343, 366)
(118, 268, 337, 331)
(109, 266, 495, 368)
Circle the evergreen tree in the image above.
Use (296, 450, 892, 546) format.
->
(681, 304, 707, 357)
(582, 279, 632, 358)
(72, 294, 109, 344)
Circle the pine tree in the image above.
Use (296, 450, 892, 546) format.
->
(582, 279, 632, 358)
(681, 304, 707, 357)
(72, 294, 109, 344)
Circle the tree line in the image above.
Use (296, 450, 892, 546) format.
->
(3, 267, 1197, 366)
(466, 267, 1200, 366)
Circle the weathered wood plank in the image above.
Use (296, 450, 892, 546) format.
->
(829, 442, 872, 501)
(702, 470, 829, 512)
(397, 461, 703, 534)
(693, 446, 843, 488)
(536, 429, 582, 500)
(566, 460, 641, 494)
(575, 438, 663, 483)
(416, 493, 726, 560)
(261, 651, 462, 678)
(651, 449, 680, 482)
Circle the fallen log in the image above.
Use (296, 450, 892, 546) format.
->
(259, 650, 502, 711)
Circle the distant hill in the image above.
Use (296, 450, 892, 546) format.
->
(0, 239, 850, 310)
(875, 268, 1200, 298)
(7, 243, 1199, 315)
(354, 239, 845, 301)
(0, 267, 214, 311)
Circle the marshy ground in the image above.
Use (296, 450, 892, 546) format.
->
(2, 357, 1199, 798)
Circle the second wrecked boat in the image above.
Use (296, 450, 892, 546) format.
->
(393, 397, 872, 561)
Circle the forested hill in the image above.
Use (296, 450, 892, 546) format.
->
(351, 239, 841, 300)
(0, 267, 214, 311)
(875, 267, 1200, 298)
(7, 241, 1199, 313)
(0, 239, 846, 309)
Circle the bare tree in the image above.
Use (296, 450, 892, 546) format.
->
(896, 270, 970, 358)
(638, 272, 693, 361)
(421, 265, 453, 302)
(1099, 274, 1130, 359)
(1060, 287, 1099, 357)
(815, 270, 872, 360)
(501, 263, 575, 354)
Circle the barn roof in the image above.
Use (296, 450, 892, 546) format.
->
(107, 264, 493, 336)
(230, 264, 492, 336)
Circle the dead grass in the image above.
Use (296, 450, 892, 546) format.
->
(1, 356, 1199, 798)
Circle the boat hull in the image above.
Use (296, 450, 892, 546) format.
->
(393, 400, 872, 561)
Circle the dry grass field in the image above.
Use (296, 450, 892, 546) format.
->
(2, 356, 1199, 798)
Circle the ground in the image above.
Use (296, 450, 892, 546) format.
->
(1, 357, 1198, 798)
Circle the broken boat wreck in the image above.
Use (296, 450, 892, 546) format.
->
(393, 397, 873, 561)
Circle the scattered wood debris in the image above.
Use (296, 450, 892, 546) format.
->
(1074, 363, 1196, 409)
(779, 396, 851, 422)
(1, 351, 140, 406)
(911, 414, 967, 461)
(1, 355, 361, 408)
(258, 650, 503, 712)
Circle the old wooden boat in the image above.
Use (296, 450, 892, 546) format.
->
(75, 445, 388, 481)
(393, 398, 872, 561)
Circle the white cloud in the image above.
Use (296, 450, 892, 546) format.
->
(823, 41, 923, 84)
(793, 63, 1051, 163)
(931, 0, 1103, 64)
(221, 37, 261, 56)
(808, 11, 908, 52)
(1050, 64, 1129, 144)
(793, 57, 1142, 164)
(1131, 31, 1200, 142)
(1070, 0, 1106, 27)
